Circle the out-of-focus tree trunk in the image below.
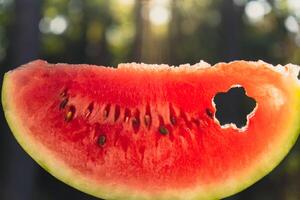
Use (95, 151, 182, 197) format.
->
(132, 0, 144, 62)
(69, 0, 88, 64)
(169, 0, 182, 65)
(220, 0, 241, 61)
(92, 26, 111, 66)
(11, 0, 41, 66)
(86, 1, 111, 66)
(3, 0, 41, 200)
(132, 0, 170, 63)
(139, 0, 153, 63)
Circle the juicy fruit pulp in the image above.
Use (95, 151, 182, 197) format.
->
(2, 60, 300, 200)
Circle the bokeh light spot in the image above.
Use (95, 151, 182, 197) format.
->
(287, 0, 300, 12)
(245, 0, 271, 23)
(39, 17, 51, 34)
(49, 15, 68, 35)
(149, 0, 170, 26)
(285, 16, 299, 33)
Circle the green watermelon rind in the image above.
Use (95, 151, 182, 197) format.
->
(2, 66, 300, 200)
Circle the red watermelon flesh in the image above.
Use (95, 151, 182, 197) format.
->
(2, 60, 300, 200)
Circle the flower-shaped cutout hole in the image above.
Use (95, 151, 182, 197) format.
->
(213, 86, 257, 130)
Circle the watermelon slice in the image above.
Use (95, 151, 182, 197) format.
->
(2, 60, 300, 200)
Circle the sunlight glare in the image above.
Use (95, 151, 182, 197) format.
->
(149, 0, 171, 26)
(245, 0, 271, 23)
(285, 16, 299, 33)
(49, 15, 68, 35)
(287, 0, 300, 12)
(118, 0, 134, 6)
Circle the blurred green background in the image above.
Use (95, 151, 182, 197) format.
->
(0, 0, 300, 199)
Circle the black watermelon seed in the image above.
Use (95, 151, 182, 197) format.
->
(132, 117, 141, 133)
(114, 105, 121, 121)
(59, 98, 68, 109)
(65, 111, 73, 122)
(60, 89, 68, 98)
(124, 108, 131, 122)
(103, 104, 111, 119)
(206, 108, 214, 119)
(159, 126, 169, 135)
(65, 106, 75, 122)
(132, 117, 139, 126)
(98, 135, 106, 146)
(85, 102, 94, 118)
(170, 116, 177, 125)
(169, 103, 177, 125)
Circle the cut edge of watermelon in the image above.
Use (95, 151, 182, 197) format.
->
(2, 60, 300, 200)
